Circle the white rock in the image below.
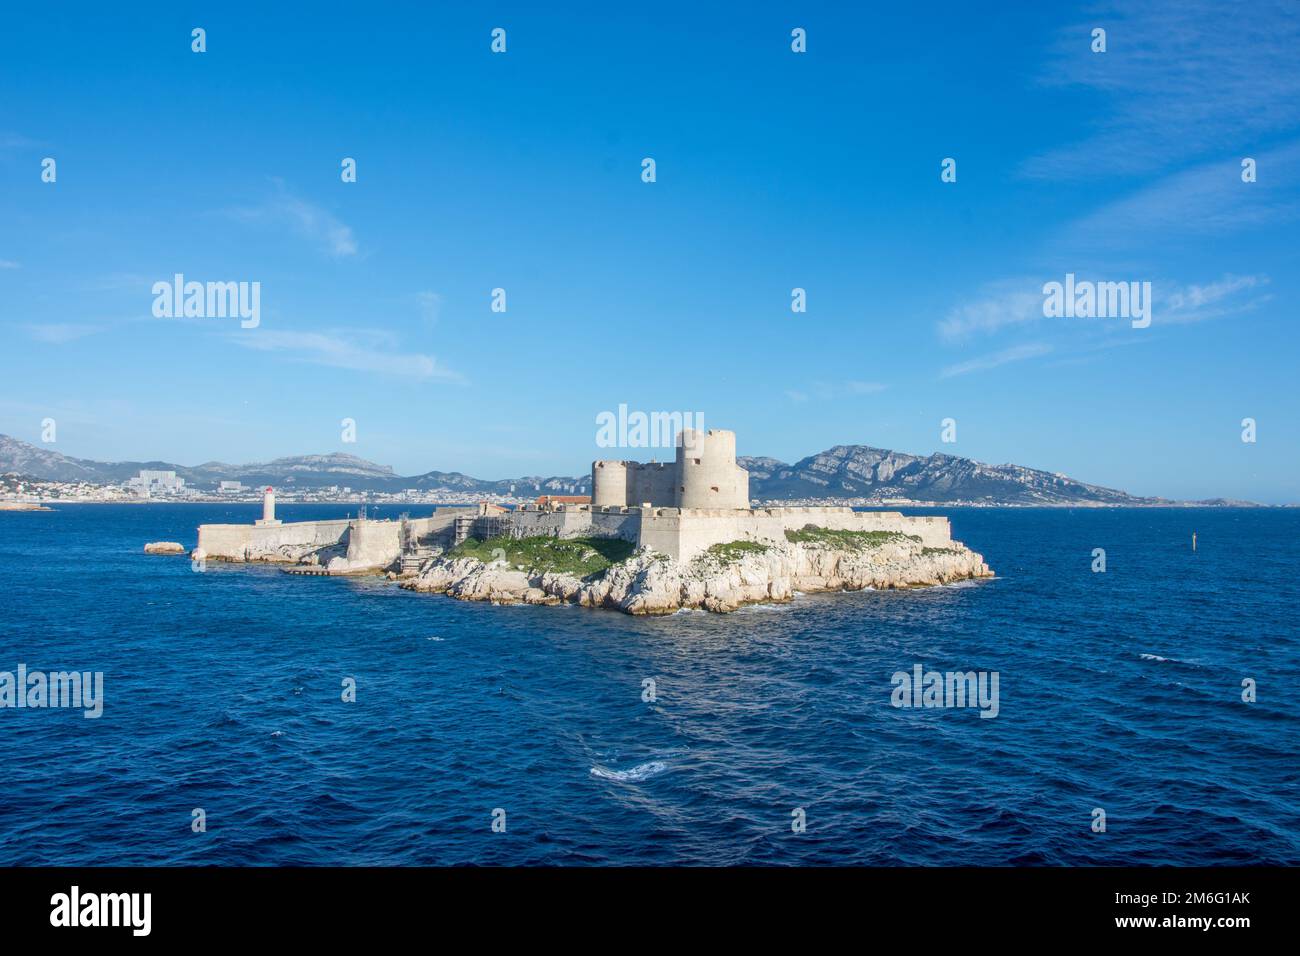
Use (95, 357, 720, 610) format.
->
(402, 535, 992, 615)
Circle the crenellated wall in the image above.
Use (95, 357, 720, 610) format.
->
(510, 506, 641, 543)
(503, 503, 953, 562)
(650, 507, 952, 561)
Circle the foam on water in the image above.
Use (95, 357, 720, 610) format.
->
(590, 761, 668, 783)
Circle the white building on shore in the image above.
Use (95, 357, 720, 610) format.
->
(127, 470, 186, 496)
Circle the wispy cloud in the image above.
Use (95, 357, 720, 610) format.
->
(1023, 0, 1300, 180)
(415, 291, 442, 325)
(22, 323, 101, 345)
(0, 132, 41, 153)
(939, 270, 1268, 344)
(1161, 274, 1271, 324)
(229, 329, 461, 381)
(1043, 333, 1153, 368)
(939, 281, 1043, 343)
(229, 183, 359, 259)
(1059, 142, 1300, 250)
(0, 259, 19, 270)
(845, 380, 887, 394)
(940, 343, 1053, 379)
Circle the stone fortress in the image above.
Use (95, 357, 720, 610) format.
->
(592, 428, 749, 510)
(195, 428, 959, 571)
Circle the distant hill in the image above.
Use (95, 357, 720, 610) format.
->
(0, 434, 183, 484)
(0, 435, 590, 496)
(0, 433, 1253, 505)
(740, 446, 1164, 505)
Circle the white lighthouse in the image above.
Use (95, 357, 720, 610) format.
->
(255, 485, 281, 527)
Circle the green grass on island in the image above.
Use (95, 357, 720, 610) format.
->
(783, 526, 919, 549)
(700, 540, 771, 563)
(448, 535, 635, 578)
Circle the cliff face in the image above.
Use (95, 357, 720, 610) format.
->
(402, 536, 993, 615)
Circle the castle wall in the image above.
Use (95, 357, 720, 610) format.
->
(199, 501, 952, 569)
(343, 519, 403, 569)
(197, 509, 475, 567)
(197, 518, 353, 562)
(629, 462, 675, 507)
(408, 509, 472, 549)
(638, 507, 953, 562)
(353, 509, 482, 566)
(508, 506, 640, 544)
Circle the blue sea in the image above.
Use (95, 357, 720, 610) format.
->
(1, 504, 1296, 866)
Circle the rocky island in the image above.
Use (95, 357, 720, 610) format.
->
(402, 527, 991, 615)
(193, 427, 995, 614)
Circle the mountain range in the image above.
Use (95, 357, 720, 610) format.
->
(0, 433, 1253, 505)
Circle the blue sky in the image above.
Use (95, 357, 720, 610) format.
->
(1, 1, 1297, 502)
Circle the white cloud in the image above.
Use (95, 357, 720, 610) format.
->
(229, 329, 462, 381)
(938, 282, 1044, 343)
(1023, 0, 1300, 180)
(23, 323, 100, 344)
(940, 343, 1052, 379)
(1059, 144, 1300, 250)
(0, 260, 19, 269)
(230, 184, 358, 259)
(1160, 274, 1270, 324)
(845, 381, 887, 394)
(938, 270, 1269, 345)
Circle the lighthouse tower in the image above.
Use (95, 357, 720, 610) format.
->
(254, 485, 281, 527)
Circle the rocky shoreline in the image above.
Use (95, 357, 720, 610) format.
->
(400, 533, 993, 615)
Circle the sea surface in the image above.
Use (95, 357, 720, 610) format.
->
(1, 503, 1296, 866)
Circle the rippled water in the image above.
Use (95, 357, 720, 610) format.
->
(1, 503, 1296, 865)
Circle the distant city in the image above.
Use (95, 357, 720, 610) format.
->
(0, 470, 537, 507)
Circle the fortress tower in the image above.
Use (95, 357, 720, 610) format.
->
(676, 428, 749, 509)
(590, 428, 750, 509)
(591, 460, 629, 507)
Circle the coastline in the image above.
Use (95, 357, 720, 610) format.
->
(401, 533, 993, 615)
